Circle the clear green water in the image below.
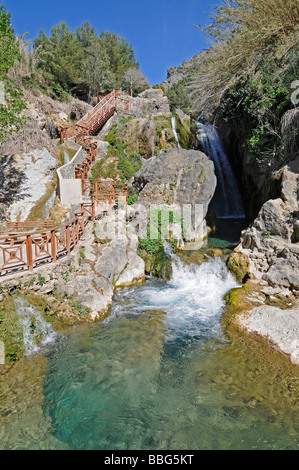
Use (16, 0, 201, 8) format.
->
(0, 249, 298, 450)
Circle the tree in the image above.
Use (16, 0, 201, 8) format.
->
(33, 23, 140, 101)
(99, 31, 138, 85)
(166, 80, 191, 113)
(123, 67, 148, 96)
(0, 1, 26, 144)
(76, 23, 114, 99)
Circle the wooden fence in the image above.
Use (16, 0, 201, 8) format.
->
(0, 202, 95, 277)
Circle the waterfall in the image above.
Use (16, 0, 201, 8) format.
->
(47, 117, 58, 139)
(42, 188, 57, 219)
(108, 240, 239, 340)
(63, 150, 71, 165)
(197, 121, 245, 219)
(171, 116, 181, 148)
(13, 296, 57, 356)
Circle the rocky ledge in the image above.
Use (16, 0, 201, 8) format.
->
(226, 153, 299, 365)
(0, 206, 146, 324)
(229, 153, 299, 292)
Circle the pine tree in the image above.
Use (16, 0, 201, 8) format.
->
(0, 1, 26, 144)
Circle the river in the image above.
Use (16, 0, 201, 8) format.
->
(0, 237, 298, 450)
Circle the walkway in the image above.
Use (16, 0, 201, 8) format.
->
(60, 88, 130, 145)
(0, 89, 129, 277)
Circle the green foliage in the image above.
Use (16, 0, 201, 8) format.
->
(117, 155, 142, 181)
(167, 80, 191, 113)
(219, 52, 297, 159)
(70, 301, 90, 316)
(127, 193, 138, 205)
(0, 1, 26, 144)
(138, 238, 163, 255)
(152, 84, 166, 94)
(138, 208, 182, 255)
(191, 0, 299, 119)
(33, 22, 139, 101)
(51, 82, 69, 101)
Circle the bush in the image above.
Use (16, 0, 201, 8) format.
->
(127, 193, 138, 205)
(167, 80, 191, 113)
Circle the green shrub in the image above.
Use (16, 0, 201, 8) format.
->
(127, 193, 138, 205)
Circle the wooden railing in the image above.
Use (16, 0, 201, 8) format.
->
(90, 180, 127, 214)
(75, 90, 116, 143)
(59, 89, 130, 147)
(59, 125, 74, 144)
(0, 202, 95, 277)
(6, 221, 55, 232)
(1, 89, 130, 278)
(74, 139, 98, 192)
(74, 89, 130, 144)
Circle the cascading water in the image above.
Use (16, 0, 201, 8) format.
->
(171, 116, 181, 148)
(197, 121, 245, 219)
(13, 296, 57, 356)
(42, 188, 57, 219)
(109, 242, 238, 341)
(2, 248, 298, 450)
(63, 150, 71, 165)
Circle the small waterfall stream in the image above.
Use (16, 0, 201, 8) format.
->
(42, 188, 57, 219)
(171, 116, 181, 148)
(63, 150, 71, 165)
(13, 296, 57, 356)
(197, 121, 245, 219)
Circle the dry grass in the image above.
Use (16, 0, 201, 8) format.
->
(190, 0, 299, 116)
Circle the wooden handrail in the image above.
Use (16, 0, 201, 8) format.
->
(6, 221, 55, 232)
(0, 203, 93, 276)
(75, 89, 130, 140)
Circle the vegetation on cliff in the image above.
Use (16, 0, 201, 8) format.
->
(190, 0, 299, 161)
(0, 1, 26, 144)
(33, 22, 141, 101)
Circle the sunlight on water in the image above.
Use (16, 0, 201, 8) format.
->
(0, 254, 298, 450)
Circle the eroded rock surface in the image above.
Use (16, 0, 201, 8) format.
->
(229, 154, 299, 294)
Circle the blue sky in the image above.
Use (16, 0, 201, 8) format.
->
(4, 0, 218, 85)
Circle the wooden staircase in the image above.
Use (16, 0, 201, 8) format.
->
(60, 88, 130, 145)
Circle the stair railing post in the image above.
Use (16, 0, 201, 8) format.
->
(26, 234, 33, 272)
(51, 229, 57, 263)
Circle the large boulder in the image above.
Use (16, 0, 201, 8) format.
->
(133, 147, 217, 242)
(0, 149, 58, 223)
(130, 89, 170, 116)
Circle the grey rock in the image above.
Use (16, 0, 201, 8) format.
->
(133, 147, 217, 241)
(237, 304, 299, 365)
(234, 154, 299, 293)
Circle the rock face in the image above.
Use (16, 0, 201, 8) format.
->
(55, 208, 146, 318)
(0, 149, 58, 223)
(0, 88, 92, 224)
(108, 113, 177, 160)
(230, 154, 299, 293)
(130, 89, 170, 116)
(161, 52, 205, 91)
(0, 208, 146, 322)
(133, 147, 217, 242)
